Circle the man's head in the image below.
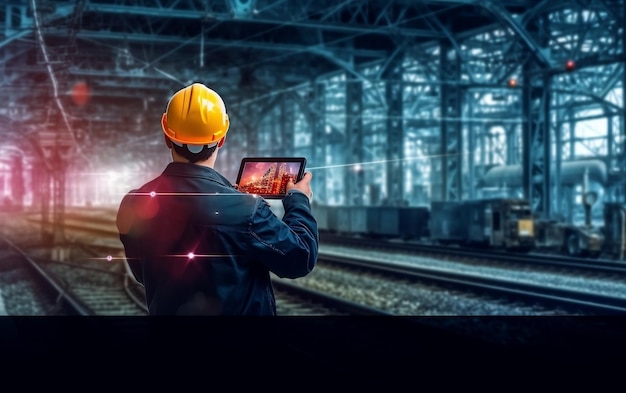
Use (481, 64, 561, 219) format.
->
(161, 83, 229, 163)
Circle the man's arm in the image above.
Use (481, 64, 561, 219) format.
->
(249, 193, 318, 278)
(116, 194, 145, 285)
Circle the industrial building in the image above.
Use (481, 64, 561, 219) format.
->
(1, 0, 625, 366)
(1, 1, 623, 226)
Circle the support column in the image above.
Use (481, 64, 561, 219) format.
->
(312, 81, 327, 204)
(522, 17, 552, 218)
(522, 72, 551, 217)
(345, 79, 363, 206)
(280, 94, 295, 154)
(38, 126, 72, 246)
(10, 156, 24, 210)
(51, 148, 67, 244)
(468, 122, 476, 200)
(38, 167, 52, 244)
(621, 5, 626, 202)
(384, 56, 405, 206)
(439, 41, 463, 201)
(554, 97, 564, 217)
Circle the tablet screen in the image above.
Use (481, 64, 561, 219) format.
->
(235, 157, 306, 199)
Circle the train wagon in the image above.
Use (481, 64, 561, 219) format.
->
(368, 206, 400, 237)
(337, 206, 352, 233)
(429, 201, 467, 244)
(310, 203, 338, 233)
(310, 199, 626, 259)
(430, 198, 534, 251)
(312, 204, 430, 240)
(350, 206, 369, 234)
(398, 206, 430, 240)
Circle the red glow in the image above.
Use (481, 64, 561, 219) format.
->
(71, 81, 90, 106)
(565, 60, 575, 71)
(508, 78, 517, 87)
(137, 197, 159, 219)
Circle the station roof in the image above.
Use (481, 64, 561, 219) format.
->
(0, 0, 553, 167)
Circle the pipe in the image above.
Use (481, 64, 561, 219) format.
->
(583, 168, 591, 227)
(619, 207, 626, 259)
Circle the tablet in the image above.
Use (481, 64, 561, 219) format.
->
(235, 157, 306, 199)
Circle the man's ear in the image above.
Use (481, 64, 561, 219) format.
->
(162, 113, 173, 149)
(217, 136, 226, 148)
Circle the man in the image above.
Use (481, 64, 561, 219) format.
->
(116, 82, 318, 315)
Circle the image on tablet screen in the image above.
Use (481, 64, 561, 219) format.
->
(237, 161, 302, 196)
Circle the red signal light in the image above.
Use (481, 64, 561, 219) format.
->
(507, 78, 517, 88)
(71, 81, 90, 106)
(565, 60, 575, 71)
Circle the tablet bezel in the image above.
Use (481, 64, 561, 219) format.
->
(235, 157, 307, 199)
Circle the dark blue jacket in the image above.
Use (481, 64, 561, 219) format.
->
(116, 162, 318, 315)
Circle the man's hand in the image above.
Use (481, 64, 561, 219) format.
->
(286, 172, 313, 200)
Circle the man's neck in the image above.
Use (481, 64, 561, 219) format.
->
(171, 151, 217, 168)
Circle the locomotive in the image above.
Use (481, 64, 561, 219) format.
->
(429, 198, 534, 251)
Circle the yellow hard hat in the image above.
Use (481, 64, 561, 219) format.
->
(161, 83, 230, 147)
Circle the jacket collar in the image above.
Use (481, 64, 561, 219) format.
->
(162, 162, 234, 188)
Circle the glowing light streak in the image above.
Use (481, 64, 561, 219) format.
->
(125, 192, 259, 197)
(91, 254, 242, 261)
(306, 152, 464, 171)
(168, 253, 243, 258)
(90, 256, 125, 261)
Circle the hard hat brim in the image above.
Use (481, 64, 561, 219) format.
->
(171, 140, 217, 153)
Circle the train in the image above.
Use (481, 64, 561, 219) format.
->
(308, 197, 626, 260)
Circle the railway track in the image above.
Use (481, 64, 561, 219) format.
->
(6, 207, 626, 315)
(0, 236, 72, 315)
(0, 233, 147, 316)
(273, 280, 392, 315)
(314, 253, 626, 315)
(2, 209, 392, 315)
(320, 233, 626, 275)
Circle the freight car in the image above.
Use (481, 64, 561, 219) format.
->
(310, 197, 626, 259)
(312, 197, 533, 250)
(312, 203, 430, 240)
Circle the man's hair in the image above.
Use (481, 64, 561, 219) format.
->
(171, 142, 218, 163)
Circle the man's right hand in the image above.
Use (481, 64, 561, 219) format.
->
(286, 172, 313, 200)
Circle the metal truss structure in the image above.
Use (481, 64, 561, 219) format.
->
(0, 0, 624, 233)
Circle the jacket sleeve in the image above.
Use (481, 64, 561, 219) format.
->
(249, 192, 319, 278)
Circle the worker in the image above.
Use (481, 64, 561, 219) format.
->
(116, 82, 318, 315)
